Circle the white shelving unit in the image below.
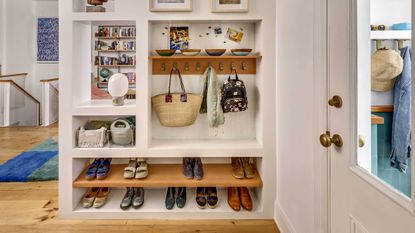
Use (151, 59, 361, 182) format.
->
(59, 0, 276, 219)
(371, 30, 411, 40)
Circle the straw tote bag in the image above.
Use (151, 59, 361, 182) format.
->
(152, 68, 203, 127)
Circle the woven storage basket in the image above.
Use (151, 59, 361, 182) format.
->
(152, 68, 203, 127)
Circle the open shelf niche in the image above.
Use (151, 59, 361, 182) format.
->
(148, 20, 264, 155)
(71, 20, 137, 111)
(71, 157, 264, 218)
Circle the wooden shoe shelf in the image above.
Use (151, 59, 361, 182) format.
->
(60, 0, 276, 220)
(73, 164, 263, 188)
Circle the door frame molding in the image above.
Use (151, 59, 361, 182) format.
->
(314, 0, 330, 232)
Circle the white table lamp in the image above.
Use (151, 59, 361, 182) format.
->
(108, 73, 129, 106)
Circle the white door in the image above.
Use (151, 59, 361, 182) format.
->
(327, 0, 415, 232)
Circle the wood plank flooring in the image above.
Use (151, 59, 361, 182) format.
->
(0, 125, 280, 233)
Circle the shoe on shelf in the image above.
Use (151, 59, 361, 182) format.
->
(206, 187, 218, 209)
(82, 187, 100, 208)
(165, 187, 176, 210)
(120, 187, 134, 210)
(135, 159, 148, 179)
(124, 158, 137, 179)
(97, 159, 112, 180)
(93, 187, 110, 208)
(176, 187, 186, 208)
(196, 187, 207, 209)
(132, 187, 145, 209)
(182, 158, 194, 179)
(239, 187, 253, 211)
(85, 159, 101, 180)
(231, 158, 245, 179)
(241, 158, 255, 179)
(227, 187, 241, 211)
(193, 158, 204, 180)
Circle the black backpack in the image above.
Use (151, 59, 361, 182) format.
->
(222, 69, 248, 113)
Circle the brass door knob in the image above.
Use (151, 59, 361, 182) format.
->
(359, 135, 365, 148)
(328, 95, 343, 108)
(320, 132, 343, 148)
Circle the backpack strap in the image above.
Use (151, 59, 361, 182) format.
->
(228, 69, 239, 81)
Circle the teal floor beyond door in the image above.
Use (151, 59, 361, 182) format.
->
(372, 112, 411, 197)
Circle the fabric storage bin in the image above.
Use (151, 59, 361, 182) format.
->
(77, 127, 108, 148)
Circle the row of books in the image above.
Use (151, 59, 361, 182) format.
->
(97, 26, 136, 38)
(95, 40, 136, 51)
(95, 55, 136, 66)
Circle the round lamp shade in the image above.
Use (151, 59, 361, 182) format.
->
(108, 73, 129, 106)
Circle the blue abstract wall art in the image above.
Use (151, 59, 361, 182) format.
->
(37, 18, 59, 62)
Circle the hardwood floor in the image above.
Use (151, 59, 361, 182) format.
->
(0, 125, 280, 233)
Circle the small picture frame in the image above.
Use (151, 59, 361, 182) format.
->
(150, 0, 193, 12)
(211, 0, 249, 13)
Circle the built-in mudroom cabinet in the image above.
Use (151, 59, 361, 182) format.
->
(59, 0, 276, 219)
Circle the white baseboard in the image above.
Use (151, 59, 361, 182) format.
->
(274, 201, 297, 233)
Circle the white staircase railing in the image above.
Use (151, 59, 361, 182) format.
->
(40, 78, 59, 126)
(0, 73, 41, 127)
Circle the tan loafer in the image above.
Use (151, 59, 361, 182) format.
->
(93, 187, 110, 208)
(231, 158, 244, 179)
(239, 187, 253, 211)
(227, 187, 241, 211)
(241, 158, 255, 179)
(82, 187, 100, 208)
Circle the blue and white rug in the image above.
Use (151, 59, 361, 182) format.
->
(0, 139, 58, 182)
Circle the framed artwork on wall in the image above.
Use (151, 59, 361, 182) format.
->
(149, 0, 193, 12)
(37, 18, 59, 63)
(211, 0, 249, 13)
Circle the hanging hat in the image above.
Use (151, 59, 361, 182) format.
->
(371, 49, 404, 92)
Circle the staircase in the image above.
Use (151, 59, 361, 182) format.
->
(0, 73, 59, 127)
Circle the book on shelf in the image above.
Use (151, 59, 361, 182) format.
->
(96, 26, 136, 38)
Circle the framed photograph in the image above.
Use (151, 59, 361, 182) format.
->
(169, 26, 190, 50)
(211, 0, 249, 13)
(150, 0, 193, 12)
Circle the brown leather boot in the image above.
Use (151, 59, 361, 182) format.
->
(239, 187, 253, 211)
(227, 187, 241, 211)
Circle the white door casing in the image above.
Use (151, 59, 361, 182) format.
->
(327, 0, 415, 232)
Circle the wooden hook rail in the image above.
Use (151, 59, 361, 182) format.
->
(150, 55, 261, 75)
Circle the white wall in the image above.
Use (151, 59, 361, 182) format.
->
(371, 0, 411, 26)
(370, 0, 411, 105)
(31, 0, 59, 100)
(275, 0, 316, 232)
(0, 0, 58, 125)
(0, 0, 4, 73)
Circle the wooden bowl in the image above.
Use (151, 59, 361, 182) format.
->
(205, 49, 226, 56)
(231, 49, 253, 56)
(156, 50, 176, 57)
(181, 49, 201, 56)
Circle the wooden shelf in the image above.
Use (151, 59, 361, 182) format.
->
(371, 114, 385, 125)
(73, 164, 263, 188)
(150, 55, 261, 60)
(96, 37, 136, 40)
(150, 55, 261, 75)
(97, 50, 136, 52)
(97, 65, 136, 68)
